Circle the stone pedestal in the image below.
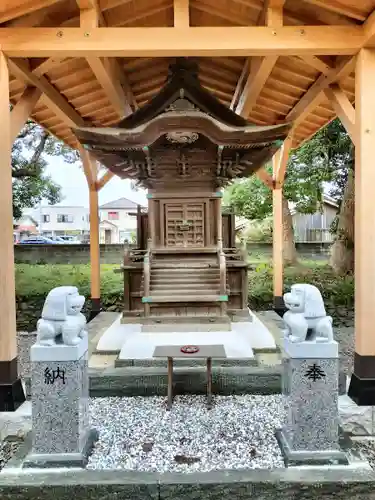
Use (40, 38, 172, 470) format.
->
(24, 335, 97, 468)
(276, 337, 347, 466)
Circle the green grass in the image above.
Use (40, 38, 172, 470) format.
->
(15, 260, 354, 315)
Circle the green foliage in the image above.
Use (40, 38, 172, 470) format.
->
(15, 262, 354, 330)
(223, 165, 272, 220)
(248, 261, 354, 313)
(12, 121, 78, 220)
(223, 119, 354, 221)
(240, 217, 272, 243)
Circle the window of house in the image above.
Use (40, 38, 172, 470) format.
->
(57, 214, 74, 223)
(108, 211, 119, 220)
(42, 214, 50, 223)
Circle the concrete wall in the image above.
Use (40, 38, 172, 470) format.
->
(14, 242, 331, 265)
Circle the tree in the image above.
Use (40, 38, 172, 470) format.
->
(224, 119, 354, 271)
(287, 119, 354, 274)
(12, 121, 78, 220)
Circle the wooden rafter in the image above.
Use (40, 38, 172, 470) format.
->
(235, 0, 284, 118)
(0, 26, 363, 57)
(324, 84, 355, 143)
(11, 86, 41, 142)
(297, 56, 333, 75)
(274, 134, 293, 187)
(174, 0, 189, 27)
(287, 56, 356, 129)
(77, 0, 133, 118)
(96, 170, 114, 190)
(0, 0, 64, 24)
(230, 60, 249, 110)
(301, 0, 366, 22)
(7, 58, 85, 128)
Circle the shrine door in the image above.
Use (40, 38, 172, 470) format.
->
(163, 201, 205, 247)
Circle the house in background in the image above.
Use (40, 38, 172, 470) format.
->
(29, 205, 90, 241)
(291, 195, 339, 243)
(99, 197, 141, 244)
(234, 194, 339, 244)
(13, 214, 38, 242)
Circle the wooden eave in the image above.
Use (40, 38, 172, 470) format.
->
(0, 0, 370, 158)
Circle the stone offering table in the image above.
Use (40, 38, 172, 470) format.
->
(153, 344, 226, 410)
(24, 334, 98, 468)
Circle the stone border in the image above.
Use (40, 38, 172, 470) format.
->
(22, 365, 347, 398)
(0, 466, 374, 500)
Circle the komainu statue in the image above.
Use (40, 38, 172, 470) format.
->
(283, 283, 334, 343)
(36, 286, 87, 346)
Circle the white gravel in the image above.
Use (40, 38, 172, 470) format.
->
(87, 395, 285, 473)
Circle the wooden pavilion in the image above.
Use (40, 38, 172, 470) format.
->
(0, 0, 373, 410)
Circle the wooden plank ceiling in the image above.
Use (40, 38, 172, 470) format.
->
(2, 0, 373, 151)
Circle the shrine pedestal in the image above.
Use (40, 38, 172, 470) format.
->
(24, 335, 98, 468)
(276, 337, 347, 466)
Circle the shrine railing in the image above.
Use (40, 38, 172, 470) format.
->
(217, 246, 227, 316)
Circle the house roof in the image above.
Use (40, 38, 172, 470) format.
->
(99, 197, 139, 210)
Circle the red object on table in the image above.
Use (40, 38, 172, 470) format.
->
(180, 345, 200, 354)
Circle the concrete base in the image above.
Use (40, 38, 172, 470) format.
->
(23, 428, 98, 469)
(275, 429, 348, 467)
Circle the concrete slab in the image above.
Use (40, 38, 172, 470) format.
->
(89, 354, 118, 370)
(231, 311, 277, 350)
(96, 317, 141, 352)
(119, 331, 254, 360)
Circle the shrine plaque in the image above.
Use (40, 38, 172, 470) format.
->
(153, 344, 226, 358)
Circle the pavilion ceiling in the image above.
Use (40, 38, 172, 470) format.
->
(0, 0, 370, 154)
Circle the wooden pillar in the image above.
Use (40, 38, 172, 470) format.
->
(136, 204, 142, 248)
(80, 148, 101, 317)
(216, 196, 223, 248)
(0, 52, 25, 411)
(272, 152, 284, 315)
(89, 186, 101, 315)
(348, 48, 375, 405)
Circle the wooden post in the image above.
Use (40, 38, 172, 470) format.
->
(216, 196, 223, 248)
(80, 148, 101, 317)
(0, 52, 25, 411)
(89, 186, 101, 316)
(272, 151, 284, 315)
(136, 204, 142, 248)
(348, 48, 375, 405)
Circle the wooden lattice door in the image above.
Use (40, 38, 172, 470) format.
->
(164, 201, 205, 247)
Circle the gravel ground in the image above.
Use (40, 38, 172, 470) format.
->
(335, 325, 354, 376)
(0, 439, 22, 471)
(87, 395, 285, 472)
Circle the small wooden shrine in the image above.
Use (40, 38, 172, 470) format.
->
(74, 58, 291, 324)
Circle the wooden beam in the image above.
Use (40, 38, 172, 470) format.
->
(174, 0, 189, 27)
(96, 170, 114, 190)
(230, 59, 249, 110)
(275, 134, 293, 186)
(301, 0, 366, 22)
(79, 146, 96, 188)
(297, 55, 333, 75)
(287, 56, 356, 129)
(0, 26, 363, 58)
(0, 52, 17, 362)
(0, 0, 64, 24)
(236, 56, 278, 117)
(78, 1, 133, 118)
(362, 9, 375, 48)
(11, 86, 42, 143)
(324, 84, 355, 143)
(255, 167, 273, 189)
(235, 0, 283, 117)
(7, 58, 85, 128)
